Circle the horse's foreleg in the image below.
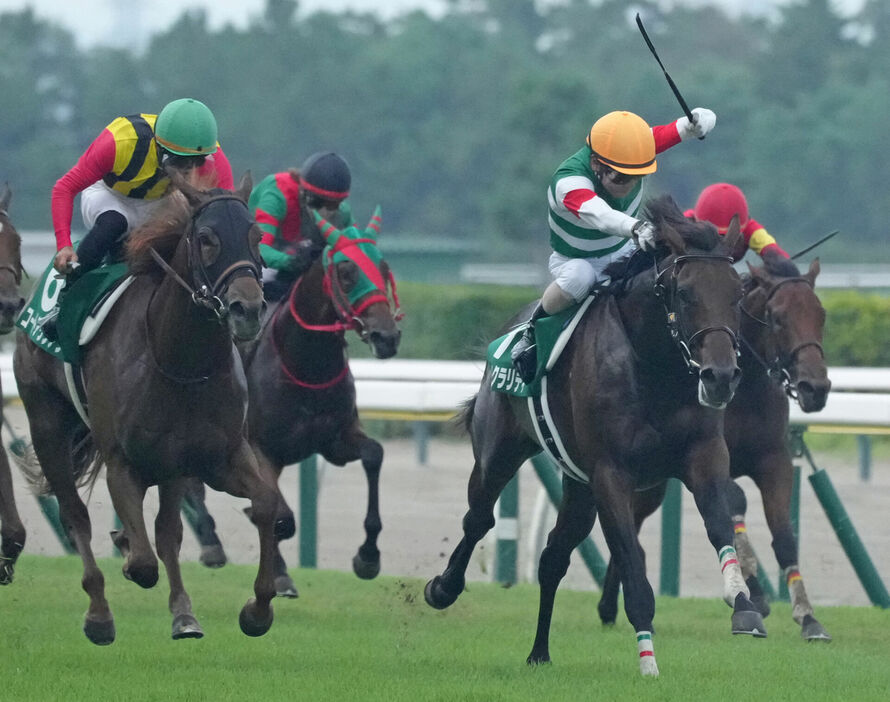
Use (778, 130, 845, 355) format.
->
(527, 476, 597, 665)
(156, 480, 203, 639)
(685, 438, 765, 637)
(106, 458, 157, 589)
(752, 454, 831, 641)
(593, 463, 659, 677)
(0, 450, 26, 585)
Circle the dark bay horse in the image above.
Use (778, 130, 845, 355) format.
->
(0, 184, 27, 584)
(13, 174, 284, 644)
(597, 255, 832, 641)
(240, 209, 401, 596)
(425, 196, 758, 677)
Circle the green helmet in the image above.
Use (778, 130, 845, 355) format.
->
(154, 98, 218, 156)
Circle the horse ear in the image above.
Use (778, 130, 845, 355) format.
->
(365, 205, 382, 239)
(236, 171, 252, 202)
(722, 214, 742, 254)
(167, 167, 205, 207)
(313, 209, 341, 245)
(806, 257, 821, 285)
(0, 182, 10, 212)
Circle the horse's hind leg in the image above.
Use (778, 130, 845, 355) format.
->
(0, 450, 26, 585)
(182, 477, 227, 569)
(106, 457, 157, 589)
(752, 454, 831, 642)
(528, 476, 597, 665)
(156, 480, 203, 640)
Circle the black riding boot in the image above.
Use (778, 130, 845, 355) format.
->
(511, 301, 546, 384)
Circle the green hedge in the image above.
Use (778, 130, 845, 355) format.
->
(351, 283, 889, 366)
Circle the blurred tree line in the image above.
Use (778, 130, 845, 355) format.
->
(0, 0, 887, 263)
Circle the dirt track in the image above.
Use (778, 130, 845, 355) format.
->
(4, 404, 888, 608)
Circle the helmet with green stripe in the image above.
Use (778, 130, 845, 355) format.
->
(155, 98, 219, 156)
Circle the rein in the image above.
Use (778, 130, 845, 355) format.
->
(653, 252, 739, 373)
(739, 276, 824, 399)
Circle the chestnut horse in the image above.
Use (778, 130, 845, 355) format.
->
(0, 184, 27, 584)
(597, 256, 832, 641)
(424, 196, 758, 677)
(240, 209, 401, 596)
(13, 175, 285, 644)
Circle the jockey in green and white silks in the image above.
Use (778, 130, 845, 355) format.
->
(511, 108, 717, 384)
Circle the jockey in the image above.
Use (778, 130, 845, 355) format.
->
(685, 182, 790, 263)
(249, 151, 353, 300)
(42, 98, 232, 339)
(511, 107, 717, 383)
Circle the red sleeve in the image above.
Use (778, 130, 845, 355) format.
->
(50, 129, 116, 250)
(198, 146, 234, 190)
(652, 121, 682, 154)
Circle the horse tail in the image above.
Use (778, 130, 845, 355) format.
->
(454, 393, 477, 434)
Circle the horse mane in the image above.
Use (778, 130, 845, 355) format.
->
(126, 193, 191, 275)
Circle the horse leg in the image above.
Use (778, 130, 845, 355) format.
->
(592, 463, 659, 677)
(725, 480, 770, 618)
(105, 457, 157, 589)
(425, 438, 534, 610)
(156, 480, 203, 639)
(752, 453, 831, 642)
(527, 475, 597, 665)
(182, 477, 227, 569)
(0, 449, 26, 585)
(685, 439, 765, 637)
(597, 483, 666, 626)
(24, 396, 114, 644)
(208, 440, 280, 637)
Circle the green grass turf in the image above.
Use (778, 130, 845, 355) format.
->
(2, 555, 889, 701)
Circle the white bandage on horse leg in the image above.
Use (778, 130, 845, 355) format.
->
(636, 631, 659, 677)
(719, 545, 750, 606)
(785, 566, 815, 624)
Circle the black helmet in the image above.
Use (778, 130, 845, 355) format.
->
(300, 152, 351, 201)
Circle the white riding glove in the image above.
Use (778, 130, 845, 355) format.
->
(632, 220, 657, 251)
(676, 107, 716, 140)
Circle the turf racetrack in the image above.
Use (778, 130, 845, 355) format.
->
(3, 555, 888, 701)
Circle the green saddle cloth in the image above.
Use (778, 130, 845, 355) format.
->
(486, 301, 585, 397)
(16, 261, 129, 364)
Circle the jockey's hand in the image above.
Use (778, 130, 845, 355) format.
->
(632, 220, 657, 251)
(53, 246, 79, 274)
(677, 107, 716, 140)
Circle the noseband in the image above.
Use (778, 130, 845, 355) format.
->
(653, 252, 739, 373)
(740, 276, 824, 398)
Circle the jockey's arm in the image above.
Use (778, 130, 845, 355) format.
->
(51, 130, 117, 250)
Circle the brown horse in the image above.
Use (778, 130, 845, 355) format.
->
(0, 184, 27, 584)
(597, 255, 832, 641)
(13, 174, 284, 644)
(424, 196, 758, 677)
(240, 209, 401, 596)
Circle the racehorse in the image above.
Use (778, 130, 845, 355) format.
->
(424, 195, 759, 677)
(13, 173, 285, 644)
(0, 184, 27, 584)
(240, 209, 401, 596)
(596, 255, 832, 641)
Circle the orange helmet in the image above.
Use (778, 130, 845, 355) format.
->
(694, 183, 749, 233)
(586, 111, 657, 175)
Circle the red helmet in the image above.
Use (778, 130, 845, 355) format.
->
(693, 183, 749, 233)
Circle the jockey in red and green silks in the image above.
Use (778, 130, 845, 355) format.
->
(684, 183, 790, 264)
(249, 152, 353, 298)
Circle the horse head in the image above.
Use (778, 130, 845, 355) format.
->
(0, 184, 25, 333)
(648, 196, 743, 409)
(745, 257, 829, 412)
(313, 208, 402, 359)
(171, 171, 265, 341)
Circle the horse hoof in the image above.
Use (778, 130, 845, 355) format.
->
(84, 617, 116, 646)
(274, 575, 299, 599)
(352, 553, 381, 580)
(801, 615, 832, 642)
(239, 597, 274, 637)
(424, 576, 460, 610)
(172, 614, 205, 639)
(199, 544, 227, 569)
